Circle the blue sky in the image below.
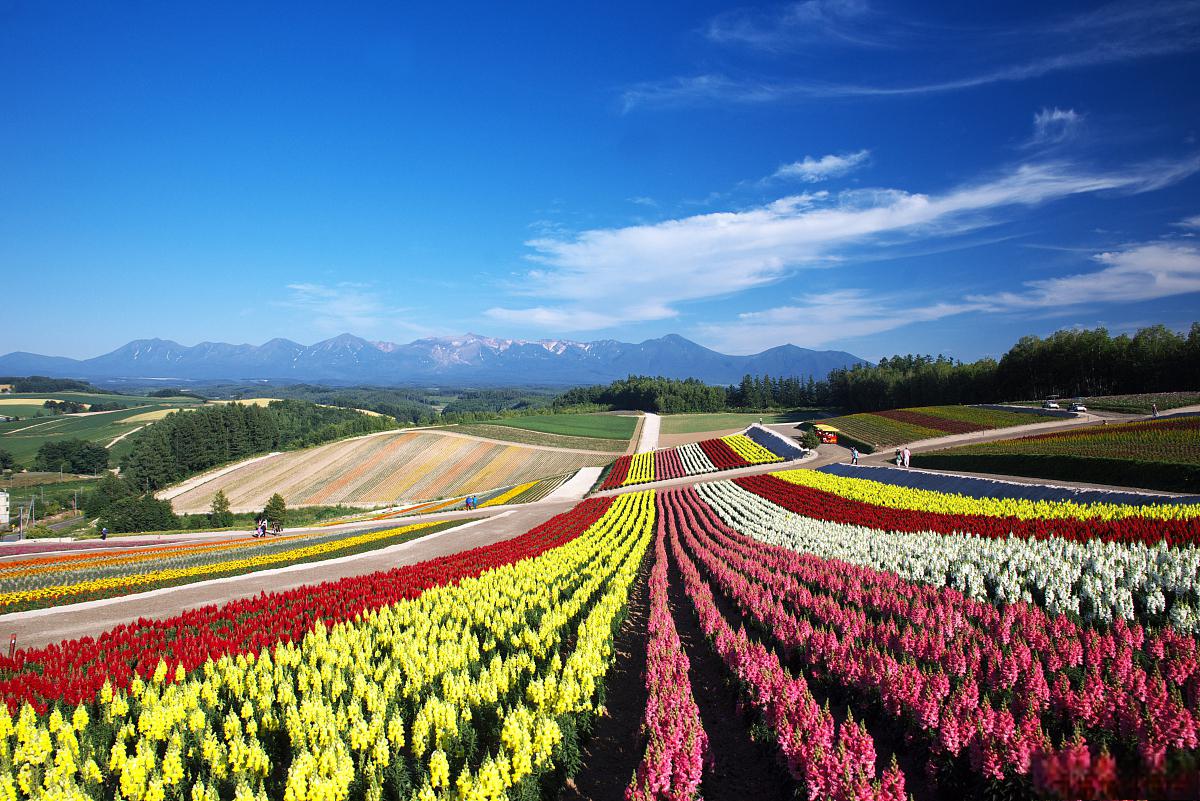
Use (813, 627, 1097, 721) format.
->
(2, 1, 1199, 361)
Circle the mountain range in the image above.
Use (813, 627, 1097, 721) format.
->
(0, 333, 867, 386)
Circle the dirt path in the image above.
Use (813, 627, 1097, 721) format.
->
(105, 425, 146, 449)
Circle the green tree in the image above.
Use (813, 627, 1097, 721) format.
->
(0, 449, 17, 472)
(99, 495, 179, 533)
(209, 489, 234, 528)
(263, 493, 287, 527)
(82, 474, 136, 517)
(34, 439, 109, 474)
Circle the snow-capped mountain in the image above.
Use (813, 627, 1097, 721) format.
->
(0, 333, 867, 385)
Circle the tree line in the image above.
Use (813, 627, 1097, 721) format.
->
(556, 323, 1200, 414)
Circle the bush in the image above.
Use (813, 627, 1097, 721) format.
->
(98, 495, 180, 533)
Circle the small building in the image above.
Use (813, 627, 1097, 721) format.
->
(0, 384, 12, 394)
(0, 491, 8, 529)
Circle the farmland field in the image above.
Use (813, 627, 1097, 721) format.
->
(4, 466, 1199, 799)
(916, 416, 1200, 492)
(816, 404, 1056, 451)
(0, 395, 205, 463)
(447, 422, 628, 451)
(167, 429, 611, 512)
(480, 411, 639, 440)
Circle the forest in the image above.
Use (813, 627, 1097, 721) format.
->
(560, 323, 1200, 414)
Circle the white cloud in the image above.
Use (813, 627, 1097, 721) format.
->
(491, 156, 1199, 331)
(1174, 214, 1200, 229)
(772, 150, 870, 182)
(970, 242, 1200, 309)
(627, 196, 658, 207)
(1030, 108, 1083, 145)
(695, 240, 1200, 353)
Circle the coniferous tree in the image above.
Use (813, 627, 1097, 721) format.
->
(209, 490, 234, 528)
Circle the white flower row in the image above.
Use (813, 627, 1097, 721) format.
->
(678, 443, 717, 476)
(695, 480, 1200, 633)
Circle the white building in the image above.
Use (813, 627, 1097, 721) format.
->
(0, 491, 7, 529)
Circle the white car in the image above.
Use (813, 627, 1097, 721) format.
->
(1070, 402, 1088, 412)
(1042, 400, 1060, 410)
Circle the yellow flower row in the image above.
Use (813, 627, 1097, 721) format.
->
(0, 520, 446, 610)
(478, 481, 539, 508)
(0, 491, 656, 800)
(773, 468, 1200, 522)
(623, 452, 656, 486)
(721, 434, 782, 465)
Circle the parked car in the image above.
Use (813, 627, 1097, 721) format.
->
(1070, 402, 1088, 412)
(1042, 400, 1061, 410)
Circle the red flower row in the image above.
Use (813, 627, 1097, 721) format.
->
(737, 474, 1200, 547)
(0, 497, 614, 712)
(697, 438, 749, 471)
(653, 448, 685, 482)
(601, 456, 633, 490)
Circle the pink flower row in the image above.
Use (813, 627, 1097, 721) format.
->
(627, 520, 707, 801)
(674, 485, 1200, 798)
(661, 490, 907, 801)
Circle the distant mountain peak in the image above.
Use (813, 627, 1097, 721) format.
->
(0, 332, 867, 385)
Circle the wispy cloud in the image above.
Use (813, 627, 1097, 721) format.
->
(1029, 107, 1083, 146)
(487, 155, 1199, 332)
(698, 240, 1200, 352)
(277, 282, 431, 338)
(705, 0, 885, 51)
(1174, 214, 1200, 229)
(627, 196, 658, 207)
(622, 1, 1200, 111)
(771, 150, 870, 182)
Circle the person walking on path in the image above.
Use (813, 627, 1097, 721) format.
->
(1152, 403, 1159, 419)
(100, 527, 108, 541)
(895, 449, 902, 467)
(850, 447, 859, 466)
(902, 447, 911, 468)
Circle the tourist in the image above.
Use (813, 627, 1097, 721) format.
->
(100, 527, 108, 541)
(902, 447, 911, 468)
(895, 449, 902, 466)
(850, 446, 859, 466)
(1152, 402, 1159, 419)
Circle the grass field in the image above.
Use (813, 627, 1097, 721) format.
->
(167, 429, 611, 513)
(816, 404, 1055, 451)
(482, 412, 638, 440)
(915, 416, 1200, 492)
(448, 423, 628, 452)
(659, 411, 823, 435)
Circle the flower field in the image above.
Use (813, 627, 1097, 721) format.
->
(598, 432, 791, 490)
(916, 416, 1200, 492)
(168, 431, 610, 514)
(816, 404, 1055, 451)
(0, 520, 465, 614)
(4, 464, 1200, 799)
